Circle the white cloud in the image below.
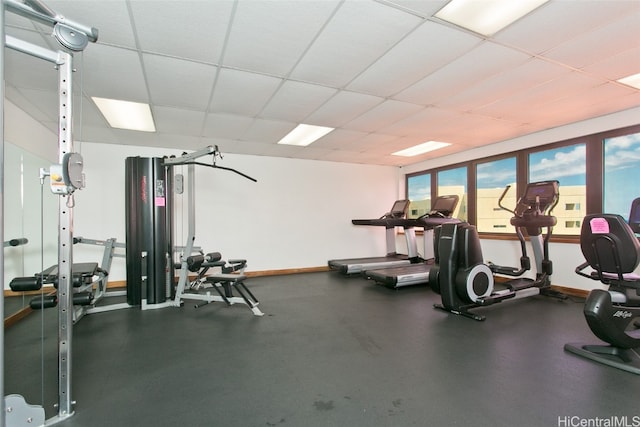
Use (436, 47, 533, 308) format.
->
(530, 145, 586, 181)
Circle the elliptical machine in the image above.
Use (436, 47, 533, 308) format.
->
(564, 198, 640, 374)
(429, 180, 564, 321)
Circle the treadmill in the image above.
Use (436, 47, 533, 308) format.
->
(328, 199, 422, 275)
(364, 195, 461, 288)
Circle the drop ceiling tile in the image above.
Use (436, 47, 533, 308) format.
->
(77, 125, 119, 145)
(217, 140, 276, 156)
(209, 68, 282, 116)
(343, 99, 424, 133)
(582, 47, 640, 82)
(153, 106, 206, 136)
(526, 83, 640, 127)
(202, 113, 254, 140)
(130, 0, 233, 62)
(241, 118, 296, 144)
(394, 41, 531, 105)
(3, 0, 639, 167)
(348, 21, 481, 97)
(542, 10, 640, 70)
(494, 0, 639, 55)
(83, 44, 148, 102)
(381, 0, 449, 17)
(438, 58, 570, 111)
(377, 106, 465, 138)
(344, 132, 401, 152)
(319, 149, 371, 164)
(253, 143, 308, 158)
(153, 133, 203, 151)
(289, 146, 337, 161)
(308, 129, 369, 150)
(223, 0, 340, 76)
(111, 128, 162, 147)
(143, 53, 217, 109)
(305, 91, 384, 128)
(475, 72, 606, 122)
(260, 81, 338, 122)
(448, 115, 532, 145)
(290, 0, 422, 87)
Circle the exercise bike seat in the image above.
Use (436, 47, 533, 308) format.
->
(576, 214, 640, 293)
(565, 212, 640, 374)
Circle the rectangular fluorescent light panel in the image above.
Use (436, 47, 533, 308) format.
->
(393, 141, 451, 157)
(277, 124, 334, 146)
(618, 73, 640, 90)
(435, 0, 549, 36)
(92, 97, 156, 132)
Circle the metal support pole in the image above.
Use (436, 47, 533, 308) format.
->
(52, 52, 75, 422)
(1, 4, 6, 427)
(3, 1, 96, 423)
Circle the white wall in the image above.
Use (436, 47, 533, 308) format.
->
(72, 142, 400, 281)
(6, 101, 639, 291)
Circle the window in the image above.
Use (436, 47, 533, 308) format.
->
(438, 167, 467, 221)
(476, 157, 516, 233)
(529, 144, 586, 235)
(603, 132, 640, 221)
(403, 124, 640, 241)
(407, 173, 431, 219)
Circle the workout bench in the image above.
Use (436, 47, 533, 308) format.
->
(8, 237, 124, 322)
(174, 251, 263, 316)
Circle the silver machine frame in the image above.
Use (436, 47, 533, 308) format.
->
(165, 147, 263, 316)
(1, 0, 97, 425)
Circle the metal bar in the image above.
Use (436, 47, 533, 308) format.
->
(1, 4, 6, 427)
(54, 51, 75, 422)
(4, 0, 98, 42)
(5, 34, 62, 64)
(162, 145, 215, 166)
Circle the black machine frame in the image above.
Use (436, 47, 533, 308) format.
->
(564, 199, 640, 375)
(430, 180, 565, 321)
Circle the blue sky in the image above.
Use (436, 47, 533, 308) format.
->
(603, 133, 640, 218)
(408, 174, 430, 201)
(477, 157, 516, 189)
(529, 145, 586, 186)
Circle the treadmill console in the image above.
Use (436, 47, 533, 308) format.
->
(384, 199, 410, 219)
(426, 195, 459, 218)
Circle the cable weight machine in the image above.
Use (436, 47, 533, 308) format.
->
(125, 145, 263, 315)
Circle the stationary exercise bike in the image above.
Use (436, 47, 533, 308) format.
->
(429, 180, 565, 321)
(564, 198, 640, 374)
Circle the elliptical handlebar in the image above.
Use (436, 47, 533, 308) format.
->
(497, 184, 515, 216)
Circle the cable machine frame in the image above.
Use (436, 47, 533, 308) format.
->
(1, 0, 97, 425)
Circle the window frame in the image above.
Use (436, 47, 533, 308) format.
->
(404, 124, 640, 243)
